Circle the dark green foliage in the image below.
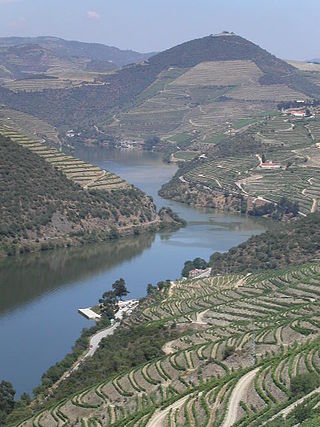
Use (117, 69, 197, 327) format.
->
(146, 283, 157, 295)
(292, 402, 312, 423)
(0, 380, 15, 424)
(0, 135, 157, 255)
(33, 317, 110, 396)
(112, 278, 129, 300)
(40, 322, 178, 406)
(144, 136, 161, 151)
(210, 214, 320, 274)
(99, 279, 129, 319)
(250, 196, 299, 219)
(0, 34, 318, 134)
(182, 257, 209, 277)
(291, 372, 320, 397)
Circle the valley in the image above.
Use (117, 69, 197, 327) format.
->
(1, 28, 320, 427)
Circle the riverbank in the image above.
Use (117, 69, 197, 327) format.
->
(0, 147, 267, 399)
(37, 299, 139, 404)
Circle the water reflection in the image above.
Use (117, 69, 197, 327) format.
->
(0, 233, 155, 316)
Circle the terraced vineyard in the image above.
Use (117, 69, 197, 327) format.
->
(19, 261, 320, 426)
(0, 107, 60, 145)
(2, 78, 77, 93)
(163, 112, 320, 216)
(0, 122, 127, 191)
(106, 58, 307, 143)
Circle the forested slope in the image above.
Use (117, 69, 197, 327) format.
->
(0, 135, 175, 256)
(210, 213, 320, 274)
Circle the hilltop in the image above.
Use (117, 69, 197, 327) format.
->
(0, 33, 319, 147)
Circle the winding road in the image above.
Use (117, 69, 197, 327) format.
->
(84, 300, 138, 359)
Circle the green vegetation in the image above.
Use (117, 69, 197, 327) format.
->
(0, 33, 318, 147)
(15, 260, 320, 426)
(182, 257, 209, 277)
(0, 381, 15, 424)
(210, 213, 320, 274)
(0, 134, 164, 256)
(161, 110, 320, 217)
(99, 278, 129, 319)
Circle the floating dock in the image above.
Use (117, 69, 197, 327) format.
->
(78, 308, 101, 320)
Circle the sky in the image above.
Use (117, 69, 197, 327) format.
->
(0, 0, 319, 60)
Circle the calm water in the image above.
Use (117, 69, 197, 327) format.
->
(0, 148, 268, 397)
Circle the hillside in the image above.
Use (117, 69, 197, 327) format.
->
(0, 33, 319, 145)
(160, 105, 320, 217)
(210, 213, 320, 275)
(11, 260, 320, 426)
(0, 134, 181, 257)
(0, 36, 154, 82)
(0, 36, 154, 67)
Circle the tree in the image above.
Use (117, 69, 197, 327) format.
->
(146, 283, 157, 295)
(112, 278, 129, 300)
(0, 380, 15, 422)
(292, 402, 312, 423)
(291, 372, 320, 397)
(99, 290, 117, 306)
(144, 136, 160, 150)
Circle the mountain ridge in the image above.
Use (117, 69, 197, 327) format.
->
(0, 36, 155, 67)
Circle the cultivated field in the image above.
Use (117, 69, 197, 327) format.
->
(176, 112, 320, 215)
(19, 261, 320, 426)
(107, 59, 306, 143)
(0, 123, 127, 191)
(0, 107, 60, 144)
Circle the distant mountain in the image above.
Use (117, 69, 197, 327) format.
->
(310, 58, 320, 64)
(0, 33, 319, 137)
(0, 36, 155, 67)
(0, 43, 82, 79)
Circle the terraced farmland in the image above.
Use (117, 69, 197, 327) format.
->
(19, 262, 320, 426)
(107, 58, 307, 143)
(2, 78, 77, 92)
(0, 123, 127, 191)
(164, 113, 320, 215)
(171, 60, 263, 86)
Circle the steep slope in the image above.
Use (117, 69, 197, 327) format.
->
(13, 260, 320, 426)
(210, 213, 320, 275)
(0, 134, 180, 256)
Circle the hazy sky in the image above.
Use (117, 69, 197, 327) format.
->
(0, 0, 318, 60)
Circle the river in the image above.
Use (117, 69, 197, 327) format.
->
(0, 148, 268, 397)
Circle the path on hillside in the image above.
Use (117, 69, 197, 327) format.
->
(84, 300, 138, 359)
(221, 368, 259, 427)
(262, 386, 320, 425)
(83, 170, 106, 190)
(146, 395, 190, 427)
(311, 198, 318, 213)
(46, 300, 138, 395)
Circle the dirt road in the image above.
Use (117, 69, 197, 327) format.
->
(146, 395, 189, 427)
(221, 368, 259, 427)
